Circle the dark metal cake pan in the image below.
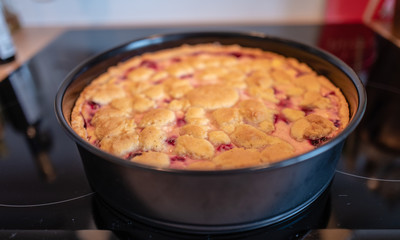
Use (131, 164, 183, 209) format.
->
(55, 31, 366, 234)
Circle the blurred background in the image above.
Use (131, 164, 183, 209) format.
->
(1, 0, 397, 79)
(1, 0, 381, 29)
(2, 0, 327, 28)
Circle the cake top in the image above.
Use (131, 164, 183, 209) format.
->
(71, 43, 349, 170)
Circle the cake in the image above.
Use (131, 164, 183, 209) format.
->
(71, 43, 349, 170)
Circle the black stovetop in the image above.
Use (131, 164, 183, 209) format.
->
(1, 24, 400, 239)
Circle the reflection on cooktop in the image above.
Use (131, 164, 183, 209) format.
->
(337, 34, 400, 182)
(337, 86, 400, 181)
(326, 34, 400, 230)
(92, 190, 330, 239)
(0, 64, 92, 206)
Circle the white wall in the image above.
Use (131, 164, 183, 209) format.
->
(5, 0, 326, 27)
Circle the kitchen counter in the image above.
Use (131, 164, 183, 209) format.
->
(0, 27, 66, 81)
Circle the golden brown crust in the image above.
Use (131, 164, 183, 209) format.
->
(239, 99, 276, 124)
(301, 91, 331, 109)
(231, 124, 282, 149)
(71, 43, 350, 170)
(185, 85, 239, 110)
(294, 74, 321, 92)
(185, 107, 209, 125)
(212, 148, 261, 170)
(139, 126, 166, 151)
(180, 124, 208, 139)
(212, 107, 242, 133)
(303, 114, 337, 140)
(174, 135, 214, 159)
(93, 116, 135, 140)
(131, 95, 155, 112)
(127, 67, 155, 82)
(282, 108, 305, 122)
(130, 151, 170, 168)
(139, 109, 175, 128)
(100, 131, 139, 156)
(168, 99, 191, 111)
(208, 131, 231, 145)
(186, 160, 217, 170)
(260, 141, 295, 163)
(91, 83, 127, 105)
(290, 114, 337, 141)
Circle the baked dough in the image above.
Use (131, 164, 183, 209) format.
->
(71, 43, 349, 170)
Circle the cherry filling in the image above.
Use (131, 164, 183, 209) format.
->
(176, 118, 186, 127)
(288, 63, 309, 77)
(217, 144, 234, 152)
(179, 74, 193, 79)
(190, 51, 205, 56)
(301, 107, 313, 116)
(274, 114, 289, 124)
(88, 101, 101, 110)
(126, 66, 137, 72)
(82, 101, 101, 129)
(170, 156, 186, 162)
(333, 120, 341, 128)
(171, 57, 182, 63)
(126, 152, 143, 160)
(273, 87, 282, 95)
(120, 66, 137, 80)
(153, 79, 164, 85)
(166, 136, 178, 146)
(140, 60, 158, 70)
(278, 98, 291, 108)
(229, 52, 244, 58)
(294, 69, 309, 78)
(93, 139, 101, 148)
(120, 60, 158, 80)
(228, 52, 255, 59)
(309, 137, 328, 146)
(324, 91, 336, 97)
(80, 113, 88, 129)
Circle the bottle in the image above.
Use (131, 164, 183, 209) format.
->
(0, 1, 15, 64)
(2, 0, 21, 33)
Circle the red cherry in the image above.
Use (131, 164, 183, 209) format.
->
(140, 60, 158, 70)
(170, 156, 186, 162)
(87, 101, 100, 110)
(309, 137, 328, 146)
(166, 136, 177, 146)
(177, 118, 186, 127)
(217, 144, 234, 152)
(127, 152, 143, 159)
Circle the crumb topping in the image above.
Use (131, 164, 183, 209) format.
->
(71, 43, 350, 170)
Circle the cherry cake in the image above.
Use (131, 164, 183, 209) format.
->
(71, 44, 349, 170)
